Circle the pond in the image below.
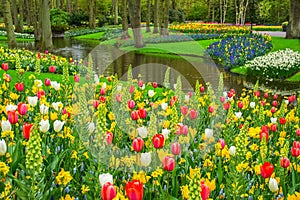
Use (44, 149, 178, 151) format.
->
(2, 37, 300, 96)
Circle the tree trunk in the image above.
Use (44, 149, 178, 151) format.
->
(222, 0, 228, 24)
(286, 0, 300, 39)
(159, 0, 164, 35)
(16, 0, 24, 32)
(74, 0, 78, 11)
(32, 0, 41, 44)
(162, 0, 169, 35)
(67, 0, 72, 13)
(220, 0, 223, 23)
(60, 0, 64, 10)
(207, 0, 210, 22)
(153, 0, 159, 33)
(212, 0, 215, 22)
(128, 0, 144, 48)
(88, 0, 96, 28)
(113, 0, 118, 25)
(121, 0, 129, 38)
(146, 0, 151, 32)
(11, 0, 19, 31)
(39, 0, 53, 51)
(172, 0, 178, 22)
(56, 0, 60, 7)
(2, 0, 17, 48)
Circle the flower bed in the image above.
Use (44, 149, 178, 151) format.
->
(0, 47, 81, 75)
(169, 23, 251, 34)
(0, 59, 300, 199)
(64, 27, 106, 37)
(245, 49, 300, 80)
(206, 34, 272, 69)
(0, 30, 34, 39)
(252, 26, 283, 31)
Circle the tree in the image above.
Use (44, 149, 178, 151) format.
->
(121, 0, 129, 38)
(153, 0, 159, 33)
(2, 0, 17, 48)
(146, 0, 151, 32)
(159, 0, 169, 35)
(286, 0, 300, 39)
(88, 0, 97, 28)
(113, 0, 118, 25)
(39, 0, 53, 51)
(128, 0, 145, 48)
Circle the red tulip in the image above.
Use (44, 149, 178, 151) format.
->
(296, 129, 300, 136)
(260, 131, 268, 142)
(187, 92, 193, 98)
(260, 162, 274, 178)
(219, 96, 225, 103)
(37, 52, 41, 59)
(273, 94, 278, 100)
(272, 101, 278, 107)
(131, 111, 139, 120)
(138, 108, 147, 119)
(101, 182, 117, 200)
(62, 108, 71, 118)
(4, 74, 11, 82)
(260, 101, 266, 106)
(264, 93, 269, 99)
(152, 82, 158, 88)
(261, 125, 269, 133)
(227, 92, 233, 98)
(254, 91, 260, 97)
(218, 139, 226, 149)
(15, 82, 24, 92)
(99, 96, 106, 103)
(23, 123, 33, 140)
(132, 137, 144, 152)
(189, 109, 198, 119)
(37, 90, 45, 99)
(180, 106, 188, 115)
(45, 50, 49, 54)
(293, 141, 300, 148)
(1, 63, 8, 71)
(8, 111, 18, 124)
(125, 180, 143, 200)
(116, 94, 122, 103)
(18, 102, 28, 115)
(107, 76, 112, 82)
(44, 78, 51, 86)
(200, 86, 205, 92)
(288, 95, 296, 103)
(169, 99, 175, 107)
(270, 124, 277, 132)
(93, 100, 100, 108)
(208, 106, 214, 113)
(152, 134, 164, 149)
(223, 102, 230, 110)
(74, 75, 80, 82)
(200, 181, 210, 200)
(280, 157, 290, 168)
(291, 147, 300, 157)
(127, 100, 135, 109)
(100, 88, 106, 95)
(237, 101, 243, 109)
(106, 132, 113, 145)
(49, 66, 56, 73)
(279, 118, 286, 125)
(171, 142, 181, 155)
(163, 156, 175, 171)
(230, 89, 235, 94)
(271, 107, 276, 113)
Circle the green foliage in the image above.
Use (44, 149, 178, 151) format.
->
(50, 9, 70, 33)
(68, 11, 89, 26)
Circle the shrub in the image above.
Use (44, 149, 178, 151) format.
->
(245, 49, 300, 80)
(50, 9, 70, 33)
(69, 11, 89, 26)
(206, 34, 272, 69)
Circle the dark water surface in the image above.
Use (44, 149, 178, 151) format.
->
(3, 37, 300, 95)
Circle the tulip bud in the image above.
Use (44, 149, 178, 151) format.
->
(280, 157, 290, 168)
(132, 137, 144, 152)
(74, 75, 80, 82)
(218, 139, 226, 149)
(219, 96, 225, 103)
(0, 139, 7, 156)
(264, 93, 269, 99)
(2, 63, 8, 71)
(100, 88, 106, 95)
(18, 102, 28, 115)
(200, 181, 210, 200)
(53, 120, 64, 132)
(129, 85, 135, 93)
(208, 106, 214, 113)
(116, 94, 122, 103)
(8, 111, 18, 124)
(296, 129, 300, 137)
(270, 124, 277, 132)
(101, 182, 117, 200)
(15, 82, 24, 92)
(106, 132, 113, 145)
(279, 118, 286, 125)
(163, 156, 175, 171)
(93, 100, 100, 108)
(223, 102, 230, 110)
(180, 106, 188, 115)
(23, 123, 33, 140)
(291, 147, 300, 157)
(49, 66, 56, 73)
(238, 101, 243, 109)
(131, 111, 139, 120)
(268, 178, 279, 193)
(229, 146, 236, 156)
(140, 152, 151, 166)
(200, 86, 205, 92)
(171, 142, 181, 155)
(272, 101, 278, 107)
(127, 100, 135, 109)
(152, 82, 158, 88)
(152, 134, 164, 148)
(260, 162, 274, 178)
(189, 109, 198, 119)
(273, 94, 278, 100)
(271, 107, 276, 113)
(138, 108, 147, 119)
(44, 78, 51, 86)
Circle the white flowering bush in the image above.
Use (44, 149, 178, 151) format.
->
(245, 48, 300, 79)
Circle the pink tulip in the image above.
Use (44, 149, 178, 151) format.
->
(218, 139, 226, 149)
(49, 66, 56, 73)
(101, 182, 117, 200)
(219, 96, 225, 103)
(2, 63, 8, 71)
(15, 82, 24, 92)
(116, 94, 122, 103)
(163, 156, 175, 171)
(93, 100, 100, 108)
(180, 106, 188, 115)
(132, 137, 144, 152)
(100, 88, 106, 95)
(200, 86, 205, 93)
(190, 109, 198, 119)
(44, 78, 51, 86)
(127, 100, 135, 109)
(131, 111, 139, 120)
(106, 132, 113, 145)
(129, 85, 135, 93)
(238, 101, 243, 109)
(171, 142, 181, 155)
(200, 181, 210, 200)
(18, 103, 28, 115)
(264, 92, 269, 99)
(152, 82, 158, 88)
(271, 107, 276, 113)
(296, 129, 300, 136)
(208, 106, 214, 113)
(138, 80, 144, 87)
(8, 111, 18, 124)
(280, 157, 290, 168)
(74, 75, 80, 82)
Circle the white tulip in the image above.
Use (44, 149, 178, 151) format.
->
(205, 128, 213, 139)
(284, 100, 289, 105)
(235, 112, 242, 119)
(88, 122, 95, 133)
(229, 146, 236, 156)
(269, 178, 279, 192)
(52, 102, 63, 111)
(223, 91, 228, 98)
(34, 80, 43, 88)
(137, 126, 148, 138)
(0, 139, 7, 156)
(99, 173, 113, 186)
(184, 95, 190, 102)
(51, 81, 60, 91)
(94, 74, 99, 84)
(140, 152, 152, 166)
(54, 120, 64, 132)
(6, 104, 17, 113)
(1, 120, 12, 132)
(161, 102, 168, 110)
(28, 96, 38, 107)
(250, 102, 256, 108)
(117, 85, 122, 92)
(270, 117, 277, 124)
(162, 128, 170, 139)
(40, 104, 49, 115)
(141, 84, 145, 90)
(39, 119, 50, 133)
(173, 84, 177, 89)
(102, 82, 107, 89)
(148, 90, 155, 98)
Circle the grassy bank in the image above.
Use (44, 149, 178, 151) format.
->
(0, 36, 34, 42)
(74, 32, 105, 40)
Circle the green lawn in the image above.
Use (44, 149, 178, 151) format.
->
(271, 37, 300, 52)
(74, 32, 105, 40)
(0, 36, 34, 42)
